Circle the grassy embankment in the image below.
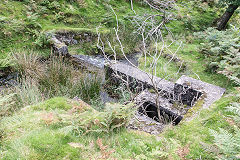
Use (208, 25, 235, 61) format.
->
(0, 0, 239, 159)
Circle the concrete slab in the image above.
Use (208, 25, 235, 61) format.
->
(70, 55, 226, 134)
(176, 75, 226, 109)
(107, 61, 202, 106)
(107, 61, 175, 94)
(72, 55, 105, 69)
(128, 112, 165, 135)
(135, 90, 184, 117)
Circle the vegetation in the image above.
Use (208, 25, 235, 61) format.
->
(195, 26, 240, 85)
(0, 97, 135, 159)
(0, 0, 142, 60)
(0, 0, 240, 159)
(210, 94, 240, 159)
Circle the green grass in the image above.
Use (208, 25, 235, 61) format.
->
(0, 0, 144, 61)
(68, 45, 86, 55)
(1, 98, 145, 159)
(33, 97, 72, 111)
(168, 0, 219, 35)
(0, 0, 239, 159)
(0, 93, 237, 159)
(162, 95, 236, 159)
(0, 0, 222, 62)
(177, 42, 235, 89)
(139, 55, 182, 81)
(140, 40, 235, 90)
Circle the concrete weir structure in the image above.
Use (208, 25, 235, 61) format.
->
(70, 55, 225, 134)
(49, 31, 226, 134)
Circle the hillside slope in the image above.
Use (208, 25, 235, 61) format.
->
(0, 0, 240, 159)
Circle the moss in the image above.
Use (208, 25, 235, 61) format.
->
(45, 27, 110, 35)
(183, 97, 205, 119)
(33, 97, 72, 111)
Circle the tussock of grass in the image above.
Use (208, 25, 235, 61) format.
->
(0, 93, 16, 117)
(11, 51, 102, 103)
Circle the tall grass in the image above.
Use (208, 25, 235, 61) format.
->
(10, 51, 101, 107)
(12, 51, 45, 79)
(15, 77, 45, 107)
(0, 93, 16, 117)
(70, 74, 101, 103)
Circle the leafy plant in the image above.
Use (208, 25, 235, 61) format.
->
(24, 12, 42, 35)
(61, 102, 135, 134)
(210, 128, 240, 160)
(226, 94, 240, 125)
(34, 31, 51, 48)
(210, 95, 240, 159)
(194, 26, 240, 85)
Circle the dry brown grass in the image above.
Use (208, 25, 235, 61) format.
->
(12, 51, 45, 79)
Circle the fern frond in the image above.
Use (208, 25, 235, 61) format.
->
(210, 128, 237, 155)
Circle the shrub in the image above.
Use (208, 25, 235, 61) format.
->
(210, 95, 240, 159)
(194, 26, 240, 85)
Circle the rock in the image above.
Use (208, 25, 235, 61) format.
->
(127, 112, 165, 135)
(48, 31, 97, 57)
(105, 61, 175, 94)
(51, 36, 70, 57)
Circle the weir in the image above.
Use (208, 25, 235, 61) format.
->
(50, 32, 226, 134)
